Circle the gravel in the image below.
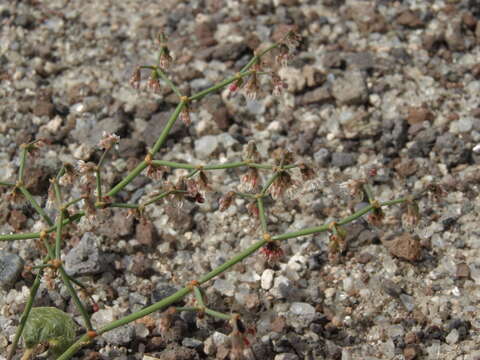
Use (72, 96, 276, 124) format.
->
(0, 253, 24, 290)
(1, 0, 480, 359)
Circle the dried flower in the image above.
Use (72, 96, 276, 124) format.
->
(246, 202, 259, 218)
(261, 242, 284, 263)
(244, 72, 259, 100)
(426, 183, 446, 201)
(271, 72, 287, 96)
(272, 148, 294, 167)
(59, 163, 77, 186)
(148, 71, 161, 93)
(402, 200, 420, 230)
(275, 44, 290, 68)
(26, 139, 48, 158)
(158, 307, 176, 335)
(82, 195, 96, 220)
(98, 131, 120, 150)
(240, 168, 260, 192)
(159, 47, 173, 69)
(219, 191, 235, 211)
(269, 171, 293, 199)
(77, 160, 96, 185)
(46, 182, 55, 209)
(367, 208, 384, 227)
(184, 178, 205, 204)
(180, 103, 191, 126)
(338, 179, 365, 203)
(7, 187, 24, 206)
(146, 165, 166, 181)
(197, 171, 211, 192)
(283, 30, 302, 51)
(129, 66, 141, 89)
(228, 315, 249, 360)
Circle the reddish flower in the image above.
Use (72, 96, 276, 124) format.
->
(240, 168, 260, 192)
(229, 77, 243, 93)
(261, 242, 284, 262)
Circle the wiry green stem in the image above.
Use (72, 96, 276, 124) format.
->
(58, 267, 93, 330)
(257, 197, 268, 232)
(6, 257, 49, 360)
(151, 101, 185, 156)
(18, 145, 28, 183)
(18, 186, 53, 226)
(106, 161, 148, 197)
(0, 212, 84, 241)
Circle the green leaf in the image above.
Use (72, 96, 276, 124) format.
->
(23, 307, 77, 357)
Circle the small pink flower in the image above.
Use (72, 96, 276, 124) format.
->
(261, 242, 284, 263)
(240, 168, 260, 192)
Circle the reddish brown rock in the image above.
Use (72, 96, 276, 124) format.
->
(384, 233, 422, 262)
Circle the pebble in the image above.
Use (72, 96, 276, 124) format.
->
(313, 148, 330, 166)
(383, 233, 422, 262)
(445, 328, 459, 344)
(261, 269, 275, 290)
(213, 278, 235, 297)
(195, 135, 219, 159)
(0, 253, 24, 290)
(274, 354, 299, 360)
(271, 276, 294, 299)
(103, 325, 135, 346)
(64, 233, 106, 276)
(331, 71, 368, 105)
(331, 152, 357, 168)
(182, 337, 203, 349)
(289, 302, 316, 324)
(456, 263, 471, 279)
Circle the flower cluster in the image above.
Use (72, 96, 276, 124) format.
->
(98, 131, 120, 151)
